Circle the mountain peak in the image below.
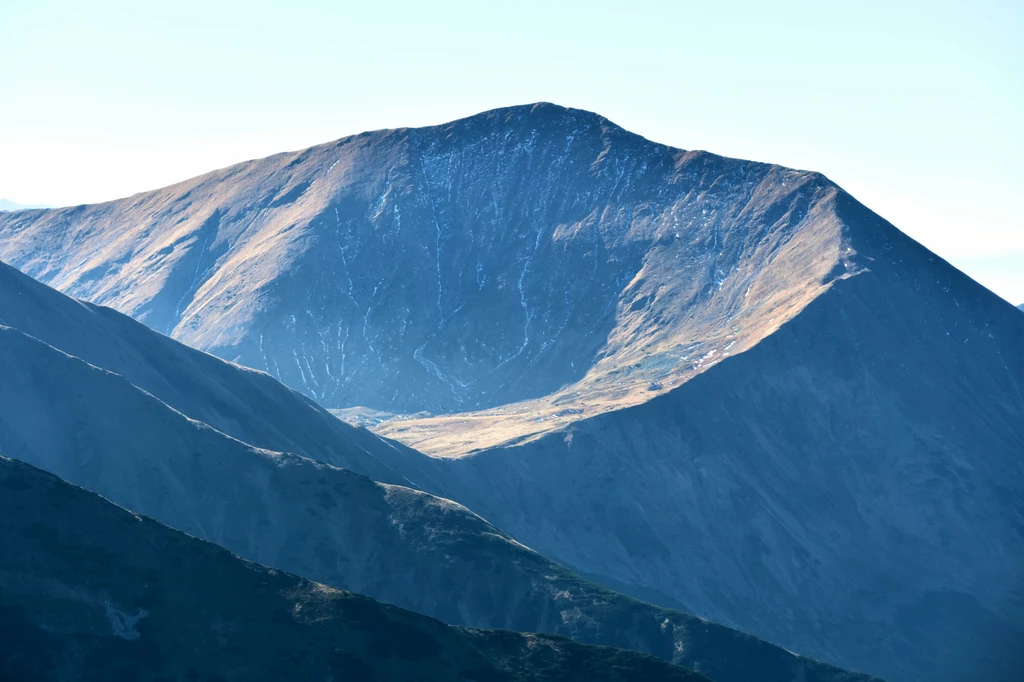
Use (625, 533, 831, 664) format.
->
(0, 106, 836, 424)
(452, 101, 610, 126)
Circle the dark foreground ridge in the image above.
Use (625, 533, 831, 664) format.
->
(0, 455, 704, 682)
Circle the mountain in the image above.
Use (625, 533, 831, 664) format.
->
(1, 103, 1021, 682)
(0, 259, 876, 682)
(0, 103, 844, 440)
(0, 455, 704, 682)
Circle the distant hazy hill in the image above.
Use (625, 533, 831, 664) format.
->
(0, 455, 705, 682)
(0, 259, 876, 682)
(0, 198, 50, 211)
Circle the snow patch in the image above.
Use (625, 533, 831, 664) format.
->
(105, 601, 147, 640)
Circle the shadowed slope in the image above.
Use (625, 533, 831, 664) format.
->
(0, 265, 878, 682)
(0, 455, 704, 682)
(3, 103, 1019, 682)
(405, 192, 1024, 682)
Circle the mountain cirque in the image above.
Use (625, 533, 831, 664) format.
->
(1, 103, 1023, 682)
(0, 103, 847, 451)
(414, 213, 1024, 682)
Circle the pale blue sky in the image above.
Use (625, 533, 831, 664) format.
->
(2, 0, 1022, 302)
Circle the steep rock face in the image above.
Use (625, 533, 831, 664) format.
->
(0, 104, 845, 425)
(0, 263, 876, 682)
(408, 195, 1024, 682)
(0, 456, 704, 682)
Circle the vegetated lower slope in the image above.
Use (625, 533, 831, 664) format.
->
(404, 193, 1024, 682)
(0, 456, 703, 682)
(0, 263, 877, 682)
(0, 103, 846, 444)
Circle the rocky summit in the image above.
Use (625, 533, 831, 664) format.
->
(0, 103, 844, 435)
